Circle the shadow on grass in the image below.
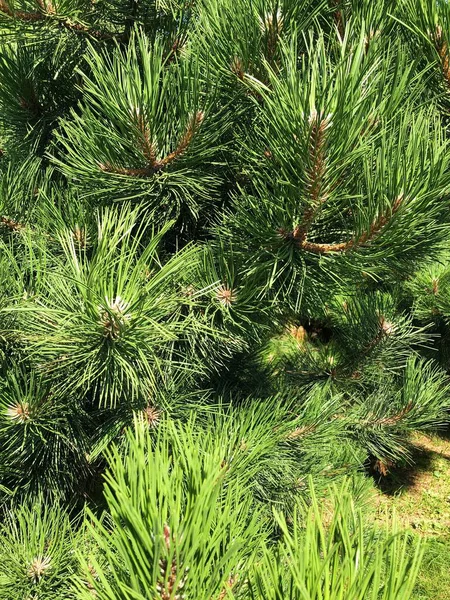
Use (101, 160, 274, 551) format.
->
(431, 424, 450, 443)
(369, 445, 435, 496)
(368, 425, 450, 496)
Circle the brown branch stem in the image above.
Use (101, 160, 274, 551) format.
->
(283, 193, 403, 255)
(329, 0, 344, 39)
(366, 402, 414, 428)
(1, 216, 23, 231)
(99, 111, 204, 178)
(293, 111, 331, 245)
(154, 111, 204, 169)
(433, 26, 450, 86)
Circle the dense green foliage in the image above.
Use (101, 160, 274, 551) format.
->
(1, 0, 450, 597)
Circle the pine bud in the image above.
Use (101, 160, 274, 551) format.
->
(27, 556, 52, 582)
(216, 284, 237, 307)
(99, 296, 131, 339)
(6, 402, 31, 423)
(379, 316, 396, 336)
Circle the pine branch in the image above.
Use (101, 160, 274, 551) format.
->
(155, 111, 204, 169)
(286, 424, 316, 439)
(260, 9, 284, 65)
(0, 0, 122, 40)
(156, 525, 187, 600)
(291, 110, 332, 245)
(432, 26, 450, 87)
(99, 111, 204, 177)
(331, 314, 398, 380)
(1, 215, 23, 231)
(282, 193, 404, 254)
(0, 0, 41, 21)
(19, 80, 43, 116)
(329, 0, 345, 39)
(217, 575, 237, 600)
(370, 402, 414, 427)
(364, 314, 396, 350)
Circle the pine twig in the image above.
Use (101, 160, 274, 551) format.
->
(20, 80, 43, 116)
(97, 163, 153, 177)
(99, 111, 204, 178)
(286, 424, 316, 440)
(282, 193, 404, 255)
(154, 111, 204, 169)
(1, 215, 23, 231)
(360, 405, 415, 465)
(164, 37, 188, 66)
(260, 9, 284, 65)
(156, 525, 188, 600)
(133, 108, 157, 165)
(216, 575, 237, 600)
(0, 0, 122, 40)
(292, 110, 332, 245)
(433, 26, 450, 87)
(371, 402, 414, 427)
(329, 0, 344, 39)
(334, 315, 397, 380)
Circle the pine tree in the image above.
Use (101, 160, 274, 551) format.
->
(0, 0, 450, 596)
(76, 420, 423, 600)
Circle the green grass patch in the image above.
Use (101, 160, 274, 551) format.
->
(412, 536, 450, 600)
(368, 433, 450, 598)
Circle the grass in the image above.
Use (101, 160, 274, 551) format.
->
(368, 433, 450, 599)
(412, 536, 450, 600)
